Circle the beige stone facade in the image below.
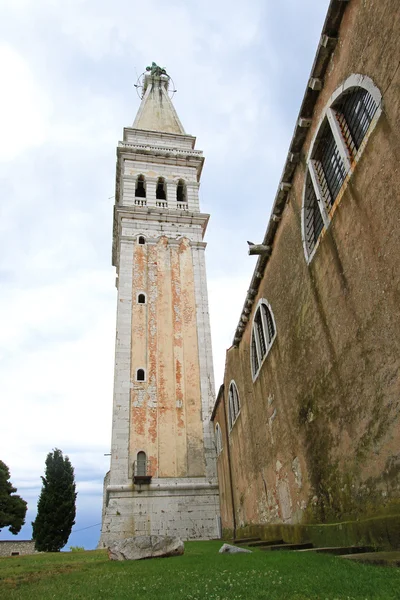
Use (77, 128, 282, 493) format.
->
(99, 74, 219, 547)
(212, 0, 400, 544)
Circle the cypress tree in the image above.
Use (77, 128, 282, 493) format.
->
(32, 449, 77, 552)
(0, 461, 27, 534)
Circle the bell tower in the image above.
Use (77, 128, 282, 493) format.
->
(99, 65, 219, 546)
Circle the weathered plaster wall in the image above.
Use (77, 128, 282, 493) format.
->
(130, 236, 205, 478)
(215, 0, 400, 535)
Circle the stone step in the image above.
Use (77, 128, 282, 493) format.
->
(341, 551, 400, 567)
(233, 537, 261, 545)
(260, 542, 313, 552)
(247, 539, 285, 548)
(297, 546, 377, 556)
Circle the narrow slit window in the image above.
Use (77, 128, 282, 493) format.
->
(138, 293, 146, 304)
(228, 382, 241, 430)
(156, 177, 167, 200)
(138, 236, 146, 245)
(215, 423, 223, 455)
(177, 179, 186, 202)
(136, 368, 145, 382)
(136, 451, 147, 476)
(251, 301, 276, 379)
(135, 175, 146, 198)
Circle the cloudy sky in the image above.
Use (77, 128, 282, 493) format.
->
(0, 0, 329, 549)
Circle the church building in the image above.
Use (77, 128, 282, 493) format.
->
(212, 0, 400, 547)
(99, 66, 219, 547)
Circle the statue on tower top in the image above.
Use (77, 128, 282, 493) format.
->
(146, 62, 169, 78)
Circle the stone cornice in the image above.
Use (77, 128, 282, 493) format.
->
(118, 141, 203, 157)
(112, 205, 210, 267)
(116, 145, 204, 181)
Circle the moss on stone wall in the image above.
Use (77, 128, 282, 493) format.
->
(230, 512, 400, 550)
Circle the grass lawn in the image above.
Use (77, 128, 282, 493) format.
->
(1, 541, 399, 599)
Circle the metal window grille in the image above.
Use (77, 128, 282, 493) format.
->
(335, 88, 378, 157)
(262, 304, 275, 345)
(251, 332, 259, 376)
(255, 309, 267, 358)
(304, 173, 324, 254)
(313, 119, 347, 208)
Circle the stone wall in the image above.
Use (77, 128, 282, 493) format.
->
(99, 478, 219, 547)
(214, 0, 400, 536)
(0, 540, 36, 557)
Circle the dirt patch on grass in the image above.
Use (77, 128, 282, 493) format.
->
(0, 564, 81, 589)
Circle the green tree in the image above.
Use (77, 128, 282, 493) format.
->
(0, 461, 28, 534)
(32, 449, 77, 552)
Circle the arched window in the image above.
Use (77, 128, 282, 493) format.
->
(137, 293, 146, 304)
(136, 368, 145, 382)
(156, 177, 167, 200)
(251, 300, 276, 380)
(302, 75, 381, 261)
(228, 381, 240, 431)
(136, 451, 147, 476)
(135, 175, 146, 198)
(215, 423, 223, 455)
(176, 179, 186, 203)
(138, 236, 146, 245)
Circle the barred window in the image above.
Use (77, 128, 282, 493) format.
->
(313, 119, 347, 209)
(302, 76, 381, 262)
(304, 173, 324, 255)
(135, 175, 146, 198)
(215, 423, 223, 455)
(334, 88, 378, 157)
(228, 381, 240, 431)
(251, 300, 276, 379)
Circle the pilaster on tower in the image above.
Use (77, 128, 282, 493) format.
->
(100, 65, 220, 547)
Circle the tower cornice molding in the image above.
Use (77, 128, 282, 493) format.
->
(117, 145, 204, 176)
(118, 141, 203, 158)
(123, 127, 197, 148)
(112, 205, 210, 267)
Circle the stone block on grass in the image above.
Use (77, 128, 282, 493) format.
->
(108, 535, 184, 561)
(219, 543, 252, 554)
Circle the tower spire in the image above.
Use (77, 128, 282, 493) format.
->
(133, 63, 185, 134)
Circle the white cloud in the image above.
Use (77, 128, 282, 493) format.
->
(0, 44, 50, 160)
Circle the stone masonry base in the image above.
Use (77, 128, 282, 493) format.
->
(98, 477, 220, 548)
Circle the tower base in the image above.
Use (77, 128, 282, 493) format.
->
(98, 476, 220, 548)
